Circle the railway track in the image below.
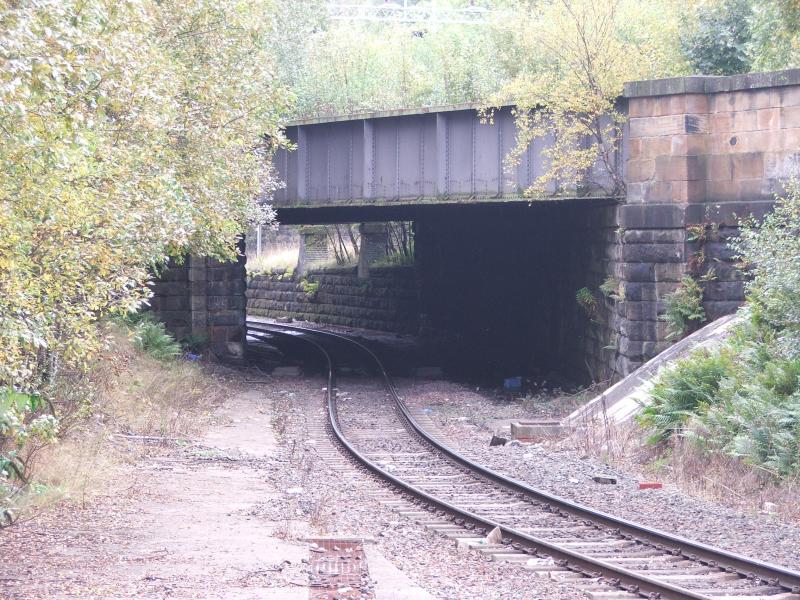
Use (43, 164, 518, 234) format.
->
(247, 320, 800, 600)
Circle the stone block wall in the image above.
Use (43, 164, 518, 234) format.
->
(247, 265, 420, 333)
(614, 71, 800, 375)
(357, 223, 389, 279)
(149, 260, 192, 340)
(562, 202, 623, 382)
(297, 226, 332, 275)
(150, 250, 247, 363)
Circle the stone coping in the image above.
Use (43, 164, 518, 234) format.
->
(624, 68, 800, 98)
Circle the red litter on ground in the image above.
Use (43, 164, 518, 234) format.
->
(639, 482, 663, 490)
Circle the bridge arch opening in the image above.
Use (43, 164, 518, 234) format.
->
(252, 198, 617, 385)
(413, 199, 617, 384)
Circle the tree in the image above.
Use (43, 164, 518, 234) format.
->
(285, 13, 507, 118)
(491, 0, 687, 197)
(749, 0, 800, 71)
(681, 0, 754, 75)
(731, 180, 800, 359)
(0, 0, 289, 467)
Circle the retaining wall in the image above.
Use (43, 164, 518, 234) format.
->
(247, 265, 420, 333)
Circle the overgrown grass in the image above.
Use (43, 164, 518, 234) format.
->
(247, 248, 299, 275)
(1, 324, 226, 524)
(371, 251, 414, 268)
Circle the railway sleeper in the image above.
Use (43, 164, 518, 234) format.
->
(587, 549, 668, 558)
(583, 592, 643, 599)
(654, 571, 744, 583)
(559, 540, 634, 549)
(516, 526, 597, 535)
(604, 556, 688, 566)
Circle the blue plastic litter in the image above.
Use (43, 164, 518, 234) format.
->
(185, 353, 201, 361)
(503, 377, 522, 391)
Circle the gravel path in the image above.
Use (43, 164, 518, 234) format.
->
(397, 378, 800, 571)
(0, 376, 584, 599)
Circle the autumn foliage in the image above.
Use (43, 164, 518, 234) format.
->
(0, 0, 287, 497)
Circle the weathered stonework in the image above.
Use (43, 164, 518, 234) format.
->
(150, 248, 246, 363)
(247, 265, 420, 333)
(357, 222, 389, 279)
(297, 225, 332, 275)
(612, 71, 800, 375)
(149, 260, 192, 340)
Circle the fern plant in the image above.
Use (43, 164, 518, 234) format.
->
(599, 277, 623, 301)
(639, 349, 730, 443)
(132, 320, 181, 361)
(575, 287, 600, 321)
(661, 276, 706, 340)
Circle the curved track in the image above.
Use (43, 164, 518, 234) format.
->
(247, 320, 800, 600)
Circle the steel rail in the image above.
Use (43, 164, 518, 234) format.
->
(247, 321, 800, 599)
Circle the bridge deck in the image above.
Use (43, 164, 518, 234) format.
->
(272, 104, 617, 217)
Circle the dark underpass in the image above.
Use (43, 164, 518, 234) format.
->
(413, 201, 617, 383)
(254, 199, 618, 386)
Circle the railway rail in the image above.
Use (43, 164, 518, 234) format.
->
(247, 320, 800, 600)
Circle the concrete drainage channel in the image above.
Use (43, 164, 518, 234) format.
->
(248, 321, 800, 600)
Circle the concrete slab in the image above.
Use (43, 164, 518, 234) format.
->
(563, 314, 739, 427)
(510, 419, 567, 441)
(363, 545, 435, 600)
(203, 390, 275, 458)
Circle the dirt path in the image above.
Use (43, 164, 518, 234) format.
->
(1, 390, 307, 599)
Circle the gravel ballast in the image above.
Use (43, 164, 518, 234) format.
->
(397, 378, 800, 571)
(263, 377, 586, 600)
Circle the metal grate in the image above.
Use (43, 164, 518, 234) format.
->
(308, 538, 374, 599)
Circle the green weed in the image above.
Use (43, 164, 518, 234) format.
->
(131, 319, 181, 361)
(661, 276, 706, 340)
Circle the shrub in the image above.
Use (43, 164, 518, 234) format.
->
(731, 182, 800, 360)
(644, 183, 800, 478)
(599, 277, 623, 300)
(661, 276, 706, 340)
(700, 373, 800, 477)
(639, 349, 731, 443)
(0, 386, 60, 525)
(299, 279, 320, 301)
(575, 287, 599, 321)
(132, 320, 181, 362)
